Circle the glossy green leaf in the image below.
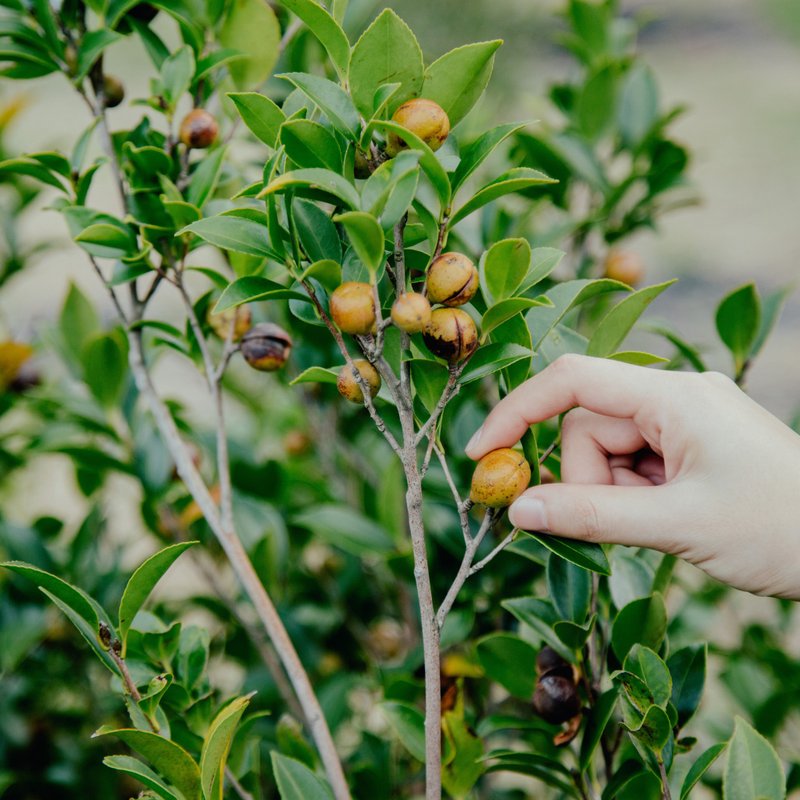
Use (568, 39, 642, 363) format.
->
(410, 358, 449, 412)
(350, 9, 423, 116)
(258, 168, 360, 209)
(280, 119, 342, 171)
(60, 282, 98, 358)
(483, 751, 576, 796)
(608, 350, 669, 366)
(422, 40, 502, 127)
(522, 532, 610, 575)
(625, 645, 671, 707)
(180, 216, 278, 259)
(520, 247, 565, 293)
(200, 695, 251, 800)
(751, 285, 792, 358)
(382, 702, 425, 762)
(554, 615, 596, 649)
(294, 199, 341, 263)
(292, 505, 394, 556)
(0, 157, 68, 190)
(579, 689, 618, 769)
(619, 64, 658, 147)
(611, 593, 667, 661)
(289, 366, 339, 386)
(81, 332, 127, 408)
(271, 753, 333, 800)
(334, 211, 385, 275)
(624, 704, 671, 754)
(715, 283, 761, 374)
(460, 343, 531, 384)
(723, 717, 785, 800)
(500, 596, 571, 661)
(547, 552, 591, 622)
(160, 45, 194, 107)
(668, 644, 706, 728)
(681, 743, 727, 800)
(219, 0, 280, 88)
(361, 150, 421, 221)
(299, 260, 341, 292)
(102, 755, 181, 800)
(118, 542, 197, 657)
(577, 63, 619, 139)
(442, 709, 484, 798)
(75, 222, 137, 259)
(451, 122, 527, 195)
(586, 280, 676, 357)
(476, 633, 538, 699)
(186, 146, 227, 208)
(480, 237, 531, 303)
(93, 729, 201, 800)
(450, 168, 556, 226)
(76, 29, 124, 82)
(281, 0, 350, 79)
(214, 277, 309, 313)
(228, 92, 286, 148)
(279, 72, 360, 137)
(481, 296, 550, 341)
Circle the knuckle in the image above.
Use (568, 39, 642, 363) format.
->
(702, 370, 735, 389)
(561, 407, 591, 436)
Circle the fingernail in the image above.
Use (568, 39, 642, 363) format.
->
(465, 425, 483, 456)
(509, 497, 548, 531)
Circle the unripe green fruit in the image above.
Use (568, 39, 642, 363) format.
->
(102, 75, 125, 108)
(603, 249, 645, 286)
(207, 305, 251, 341)
(426, 252, 479, 307)
(386, 98, 450, 156)
(337, 359, 381, 404)
(330, 282, 377, 335)
(391, 292, 431, 334)
(470, 448, 531, 508)
(423, 307, 478, 363)
(533, 674, 581, 725)
(179, 108, 219, 149)
(240, 322, 292, 371)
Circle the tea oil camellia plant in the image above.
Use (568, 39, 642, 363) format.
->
(0, 0, 794, 799)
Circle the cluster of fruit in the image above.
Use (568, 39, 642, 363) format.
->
(208, 305, 293, 372)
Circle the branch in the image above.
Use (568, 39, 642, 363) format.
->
(431, 443, 471, 544)
(415, 365, 462, 446)
(88, 255, 129, 324)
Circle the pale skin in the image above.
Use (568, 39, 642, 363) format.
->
(465, 354, 800, 600)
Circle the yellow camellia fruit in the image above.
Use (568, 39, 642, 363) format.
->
(337, 359, 381, 404)
(470, 447, 531, 508)
(391, 292, 431, 334)
(329, 282, 376, 335)
(179, 108, 219, 149)
(603, 249, 645, 286)
(240, 323, 292, 371)
(386, 98, 450, 156)
(207, 305, 252, 341)
(422, 307, 478, 364)
(426, 252, 478, 307)
(102, 75, 125, 108)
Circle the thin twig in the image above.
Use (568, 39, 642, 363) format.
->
(432, 443, 471, 544)
(469, 528, 517, 575)
(415, 365, 462, 446)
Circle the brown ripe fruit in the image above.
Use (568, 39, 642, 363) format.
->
(386, 98, 450, 155)
(283, 430, 312, 457)
(207, 305, 251, 341)
(102, 75, 125, 108)
(426, 252, 479, 307)
(179, 108, 219, 149)
(533, 674, 582, 725)
(329, 282, 377, 335)
(603, 249, 645, 286)
(240, 322, 292, 371)
(391, 292, 431, 334)
(337, 359, 381, 404)
(536, 646, 570, 676)
(422, 307, 478, 364)
(470, 447, 531, 508)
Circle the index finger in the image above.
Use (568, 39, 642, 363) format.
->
(465, 354, 665, 459)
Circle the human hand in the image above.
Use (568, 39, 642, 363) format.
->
(465, 354, 800, 600)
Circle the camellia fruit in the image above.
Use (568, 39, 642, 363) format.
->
(533, 673, 581, 725)
(386, 98, 450, 156)
(603, 249, 644, 286)
(207, 305, 251, 341)
(337, 359, 381, 404)
(102, 75, 125, 108)
(179, 108, 219, 149)
(470, 448, 531, 508)
(240, 323, 292, 371)
(391, 292, 431, 334)
(422, 307, 478, 364)
(329, 282, 376, 335)
(426, 252, 479, 307)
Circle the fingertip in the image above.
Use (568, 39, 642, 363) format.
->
(464, 425, 484, 459)
(508, 491, 549, 531)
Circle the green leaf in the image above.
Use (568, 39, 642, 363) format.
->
(334, 211, 384, 275)
(289, 366, 339, 386)
(201, 695, 252, 800)
(521, 532, 610, 575)
(577, 64, 619, 139)
(271, 753, 333, 800)
(102, 755, 182, 800)
(724, 718, 785, 800)
(450, 167, 556, 226)
(520, 247, 565, 293)
(554, 615, 596, 649)
(294, 199, 341, 263)
(228, 92, 285, 148)
(442, 709, 484, 798)
(279, 72, 360, 137)
(579, 689, 618, 770)
(475, 633, 538, 699)
(186, 145, 227, 208)
(292, 505, 394, 556)
(258, 168, 360, 209)
(160, 45, 194, 107)
(299, 260, 341, 292)
(715, 283, 761, 374)
(619, 64, 658, 147)
(361, 150, 421, 223)
(281, 0, 350, 79)
(410, 358, 449, 412)
(481, 297, 550, 341)
(586, 280, 676, 357)
(460, 343, 531, 384)
(483, 751, 576, 796)
(219, 0, 280, 88)
(500, 596, 572, 662)
(59, 283, 98, 366)
(751, 285, 792, 358)
(180, 215, 277, 259)
(481, 237, 531, 303)
(0, 156, 67, 190)
(382, 702, 425, 762)
(624, 645, 672, 707)
(624, 704, 671, 754)
(451, 122, 527, 195)
(422, 40, 502, 127)
(75, 222, 137, 259)
(281, 119, 342, 171)
(350, 9, 423, 117)
(81, 332, 128, 407)
(608, 351, 669, 366)
(118, 542, 197, 657)
(547, 552, 590, 623)
(93, 729, 201, 800)
(373, 119, 451, 210)
(76, 29, 124, 82)
(611, 594, 667, 661)
(214, 277, 309, 312)
(681, 743, 727, 800)
(668, 644, 706, 728)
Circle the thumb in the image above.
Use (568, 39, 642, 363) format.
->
(508, 483, 679, 550)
